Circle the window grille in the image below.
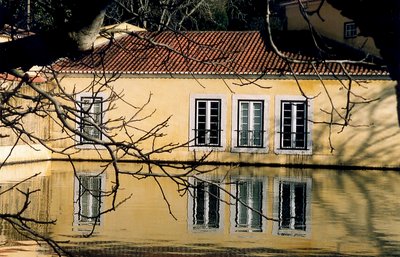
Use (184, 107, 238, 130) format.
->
(237, 100, 264, 148)
(195, 99, 221, 146)
(280, 100, 308, 150)
(80, 97, 103, 142)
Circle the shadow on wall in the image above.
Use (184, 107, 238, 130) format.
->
(312, 81, 400, 168)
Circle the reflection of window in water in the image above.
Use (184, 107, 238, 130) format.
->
(189, 179, 221, 231)
(231, 178, 266, 232)
(74, 175, 103, 225)
(279, 181, 306, 230)
(273, 177, 311, 237)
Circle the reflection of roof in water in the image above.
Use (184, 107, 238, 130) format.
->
(54, 31, 389, 78)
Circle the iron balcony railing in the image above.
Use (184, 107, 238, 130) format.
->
(237, 130, 264, 148)
(194, 129, 222, 146)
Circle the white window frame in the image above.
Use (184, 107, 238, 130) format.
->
(274, 95, 313, 155)
(75, 92, 107, 149)
(187, 177, 224, 233)
(230, 176, 268, 233)
(73, 173, 105, 228)
(189, 94, 226, 151)
(344, 22, 357, 39)
(232, 95, 269, 153)
(272, 177, 312, 238)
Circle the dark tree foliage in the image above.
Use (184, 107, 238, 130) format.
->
(227, 0, 268, 30)
(104, 0, 229, 31)
(0, 0, 399, 80)
(0, 0, 111, 72)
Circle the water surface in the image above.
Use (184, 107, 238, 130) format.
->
(0, 162, 399, 256)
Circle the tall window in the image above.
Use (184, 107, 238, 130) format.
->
(232, 95, 269, 153)
(74, 175, 103, 225)
(275, 96, 312, 155)
(231, 178, 265, 232)
(238, 100, 264, 147)
(344, 22, 357, 38)
(80, 97, 103, 143)
(195, 99, 221, 146)
(280, 100, 308, 150)
(189, 179, 221, 230)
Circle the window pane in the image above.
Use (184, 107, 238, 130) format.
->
(238, 182, 249, 225)
(210, 101, 219, 110)
(198, 101, 206, 110)
(209, 130, 219, 145)
(208, 184, 220, 228)
(294, 183, 307, 230)
(295, 102, 306, 148)
(249, 181, 263, 229)
(239, 102, 249, 146)
(194, 183, 206, 225)
(196, 101, 207, 145)
(281, 102, 292, 148)
(253, 102, 262, 146)
(279, 182, 291, 229)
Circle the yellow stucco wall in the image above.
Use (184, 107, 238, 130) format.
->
(0, 83, 52, 164)
(47, 74, 399, 169)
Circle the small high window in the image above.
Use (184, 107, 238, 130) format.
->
(344, 22, 357, 38)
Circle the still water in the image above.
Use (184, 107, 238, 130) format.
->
(0, 161, 399, 256)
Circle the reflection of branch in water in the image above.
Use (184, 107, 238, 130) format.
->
(0, 172, 40, 196)
(0, 174, 71, 257)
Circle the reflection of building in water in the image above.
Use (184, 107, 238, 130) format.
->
(0, 173, 53, 241)
(73, 174, 104, 226)
(188, 179, 222, 231)
(12, 162, 400, 257)
(230, 178, 267, 233)
(273, 177, 312, 237)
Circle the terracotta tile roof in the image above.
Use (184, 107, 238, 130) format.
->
(54, 31, 389, 78)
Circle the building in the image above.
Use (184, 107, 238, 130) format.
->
(2, 161, 400, 256)
(50, 30, 397, 169)
(278, 0, 380, 57)
(0, 30, 397, 169)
